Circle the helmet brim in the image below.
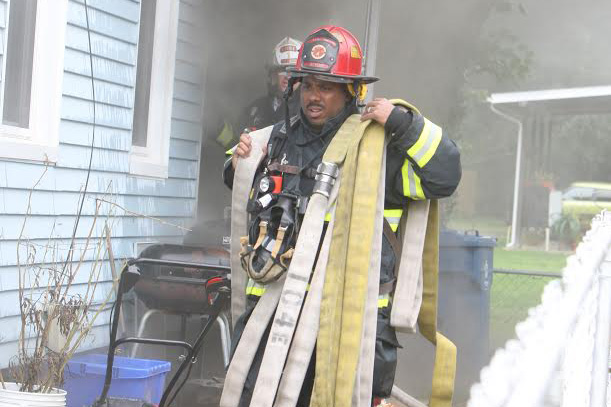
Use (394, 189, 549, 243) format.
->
(287, 67, 379, 84)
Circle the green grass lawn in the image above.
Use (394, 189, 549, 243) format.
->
(489, 249, 567, 350)
(494, 248, 567, 272)
(448, 215, 570, 271)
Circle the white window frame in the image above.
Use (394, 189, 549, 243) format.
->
(0, 0, 68, 163)
(129, 0, 179, 179)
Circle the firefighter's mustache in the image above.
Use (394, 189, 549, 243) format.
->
(306, 103, 325, 110)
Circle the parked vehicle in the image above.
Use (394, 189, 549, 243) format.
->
(561, 182, 611, 223)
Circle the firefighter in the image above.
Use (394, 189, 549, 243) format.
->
(223, 26, 461, 406)
(216, 37, 302, 149)
(240, 36, 303, 132)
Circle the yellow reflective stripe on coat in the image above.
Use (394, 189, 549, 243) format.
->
(327, 203, 403, 228)
(246, 278, 317, 297)
(401, 161, 426, 200)
(331, 208, 404, 231)
(377, 293, 390, 308)
(245, 278, 266, 296)
(407, 117, 443, 168)
(383, 208, 403, 232)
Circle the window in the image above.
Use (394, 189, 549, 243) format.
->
(129, 0, 179, 178)
(0, 0, 67, 162)
(3, 0, 36, 128)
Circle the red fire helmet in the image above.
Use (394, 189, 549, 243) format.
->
(288, 25, 378, 84)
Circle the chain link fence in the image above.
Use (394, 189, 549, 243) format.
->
(467, 213, 611, 407)
(489, 269, 561, 352)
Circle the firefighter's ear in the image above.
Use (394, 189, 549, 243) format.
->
(344, 86, 353, 102)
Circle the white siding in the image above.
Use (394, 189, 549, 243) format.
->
(0, 1, 6, 94)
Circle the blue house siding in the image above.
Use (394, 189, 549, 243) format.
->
(0, 0, 205, 368)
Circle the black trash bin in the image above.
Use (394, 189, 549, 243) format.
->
(394, 229, 496, 405)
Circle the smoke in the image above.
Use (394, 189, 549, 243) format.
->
(197, 0, 611, 226)
(199, 0, 368, 136)
(187, 0, 611, 401)
(196, 0, 368, 224)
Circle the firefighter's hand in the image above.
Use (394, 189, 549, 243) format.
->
(231, 132, 266, 169)
(361, 98, 394, 126)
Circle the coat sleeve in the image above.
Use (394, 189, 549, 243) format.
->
(384, 106, 461, 204)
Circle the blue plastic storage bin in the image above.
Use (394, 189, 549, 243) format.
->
(63, 354, 171, 407)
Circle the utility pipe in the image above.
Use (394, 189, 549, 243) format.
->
(363, 0, 381, 102)
(489, 103, 523, 248)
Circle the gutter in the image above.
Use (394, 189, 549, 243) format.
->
(489, 102, 523, 248)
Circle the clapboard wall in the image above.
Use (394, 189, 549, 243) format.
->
(0, 0, 205, 368)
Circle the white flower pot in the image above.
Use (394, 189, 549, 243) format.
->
(0, 383, 66, 407)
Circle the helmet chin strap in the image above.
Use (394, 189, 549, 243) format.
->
(283, 77, 298, 139)
(347, 79, 367, 109)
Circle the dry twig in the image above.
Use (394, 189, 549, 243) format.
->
(95, 197, 192, 232)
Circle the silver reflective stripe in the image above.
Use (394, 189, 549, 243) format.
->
(384, 216, 400, 232)
(246, 279, 255, 290)
(407, 162, 417, 197)
(246, 278, 266, 296)
(412, 120, 441, 163)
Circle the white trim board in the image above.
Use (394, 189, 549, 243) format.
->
(0, 0, 68, 163)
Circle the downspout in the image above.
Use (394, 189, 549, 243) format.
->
(489, 103, 523, 248)
(363, 0, 381, 102)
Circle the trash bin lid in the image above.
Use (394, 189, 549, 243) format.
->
(440, 229, 497, 248)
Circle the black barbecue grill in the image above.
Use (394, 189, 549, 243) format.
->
(93, 244, 232, 407)
(128, 244, 232, 368)
(133, 244, 230, 314)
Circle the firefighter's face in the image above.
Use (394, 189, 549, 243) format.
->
(300, 76, 349, 130)
(277, 72, 289, 93)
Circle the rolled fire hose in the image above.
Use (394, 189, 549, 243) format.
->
(274, 213, 336, 407)
(311, 116, 386, 407)
(229, 126, 274, 325)
(249, 162, 340, 407)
